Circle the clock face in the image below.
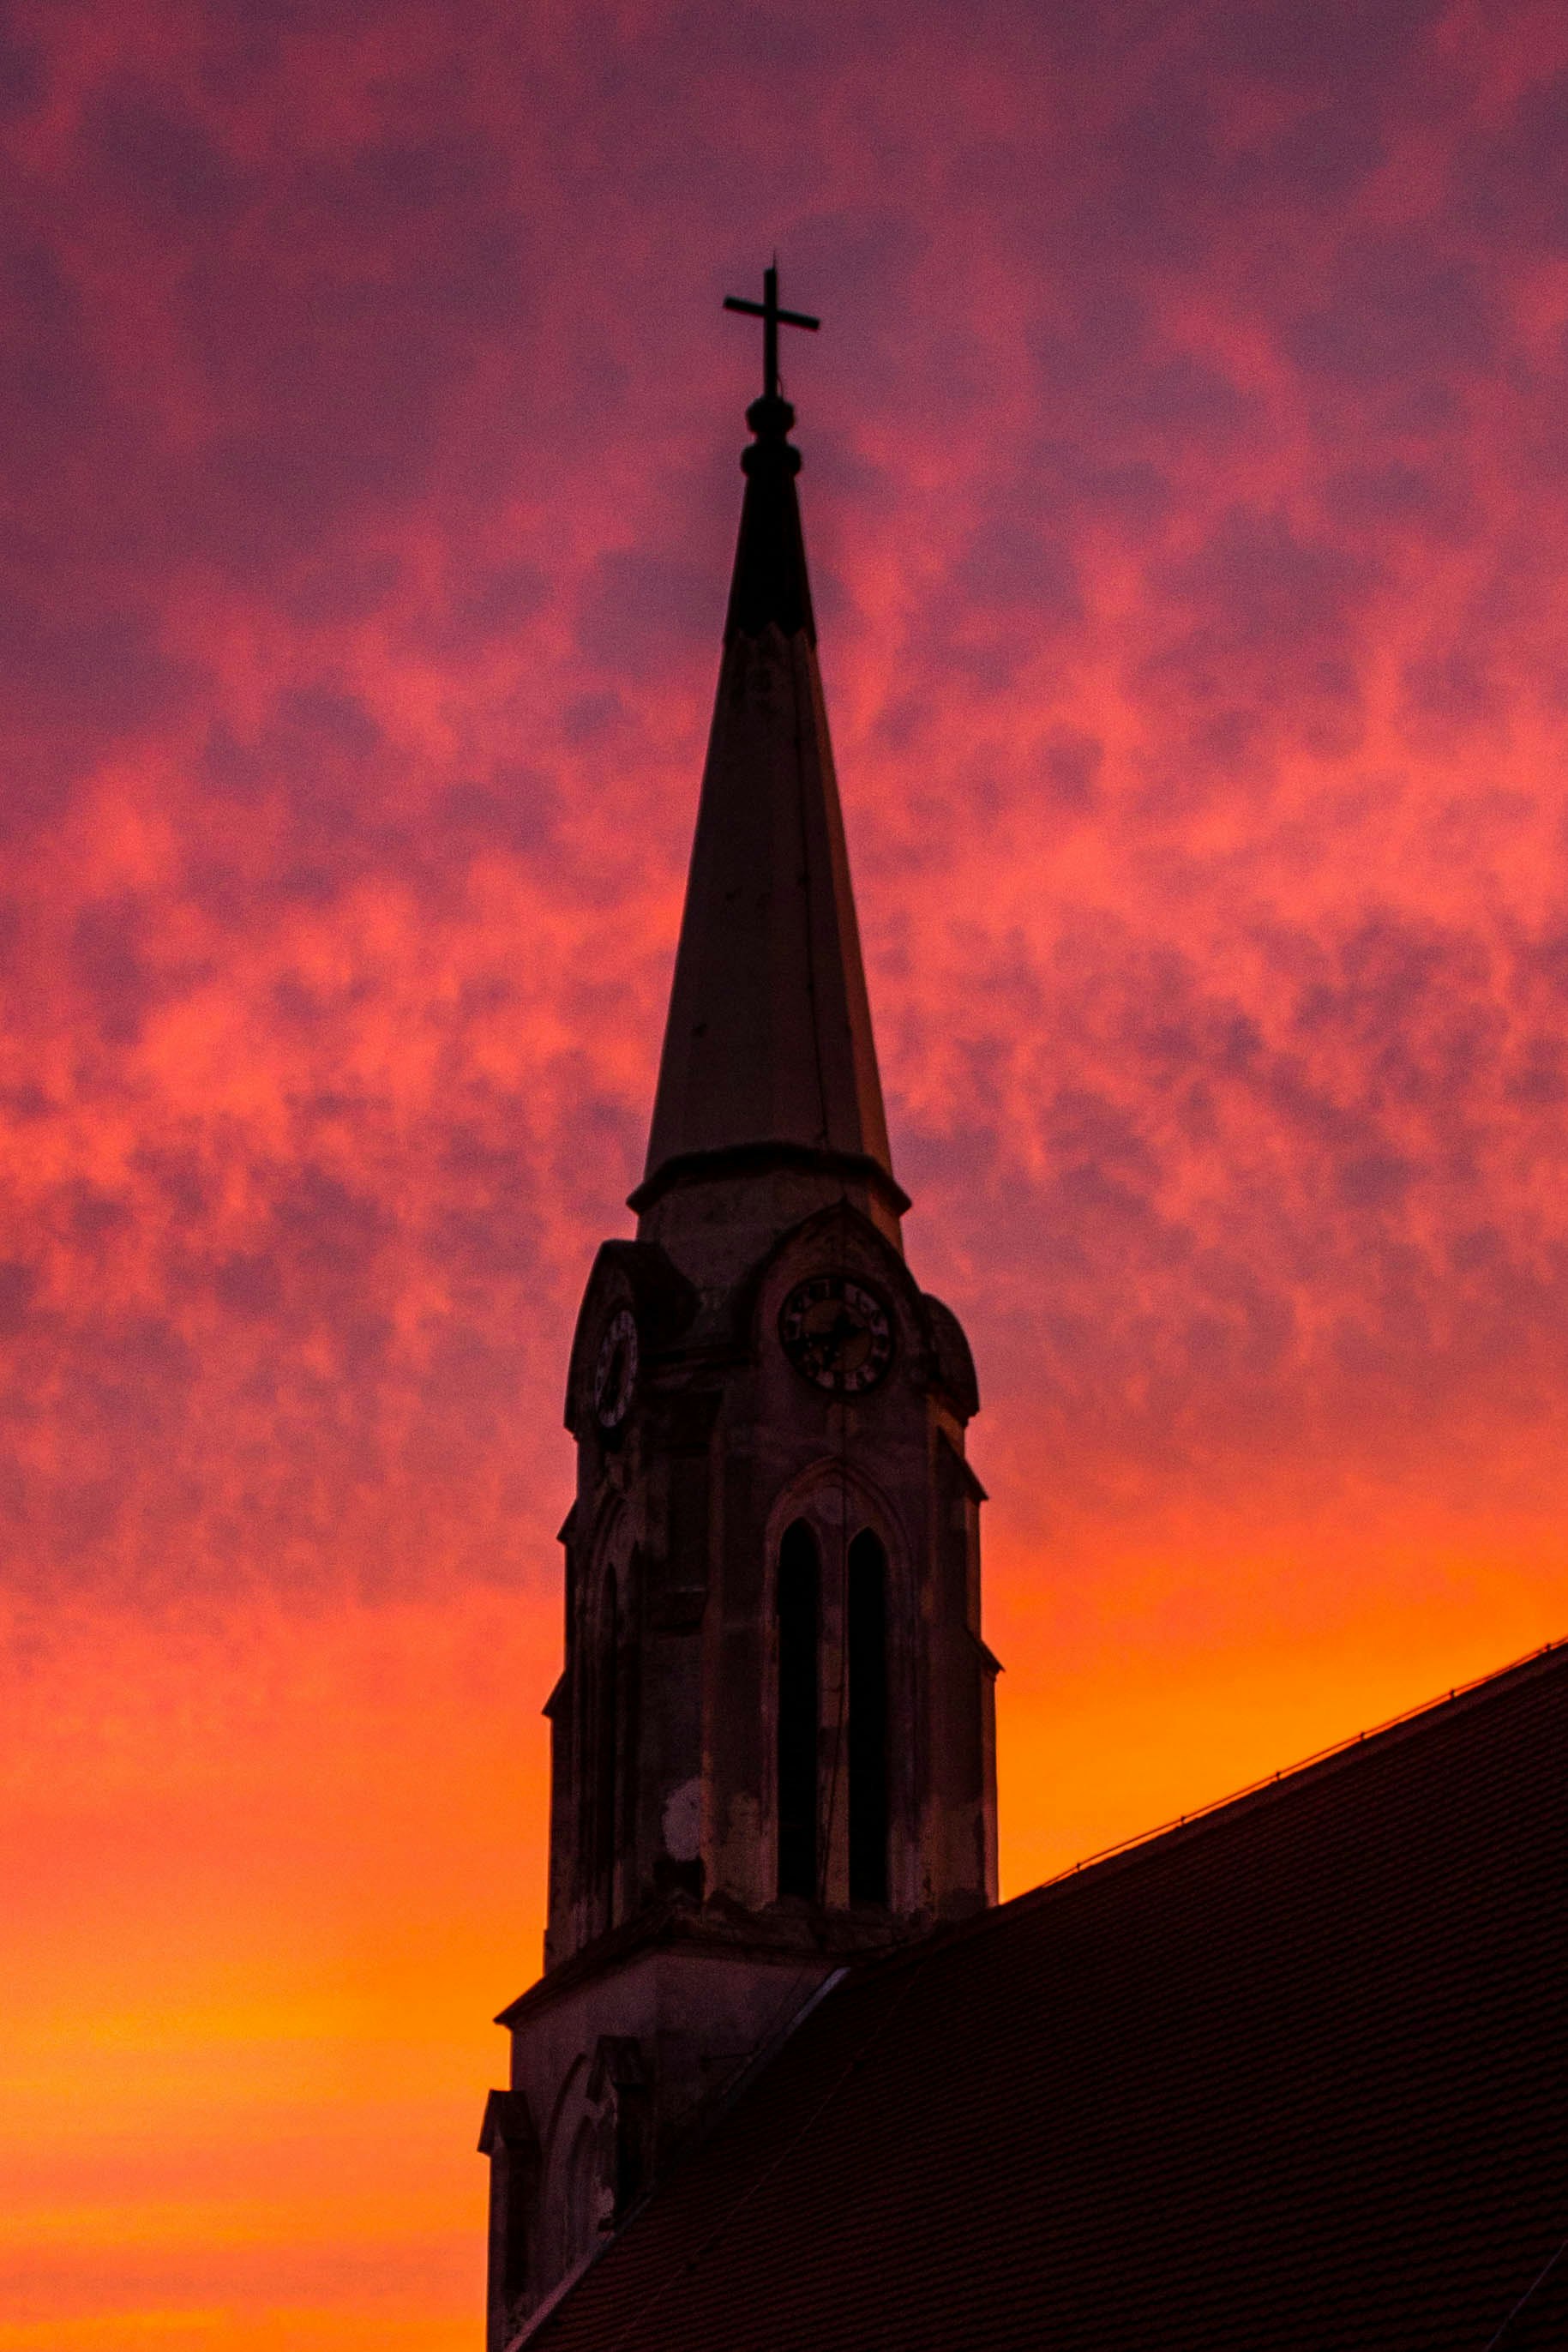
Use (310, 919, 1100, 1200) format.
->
(593, 1308, 639, 1430)
(778, 1276, 894, 1395)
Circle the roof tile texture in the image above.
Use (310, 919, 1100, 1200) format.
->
(528, 1647, 1568, 2352)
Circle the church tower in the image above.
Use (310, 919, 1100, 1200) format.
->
(479, 274, 998, 2349)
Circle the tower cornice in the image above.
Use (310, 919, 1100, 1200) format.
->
(628, 1140, 911, 1221)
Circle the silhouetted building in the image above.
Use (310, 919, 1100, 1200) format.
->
(480, 328, 1568, 2352)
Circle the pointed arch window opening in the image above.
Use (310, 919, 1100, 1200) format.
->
(814, 1432, 850, 1910)
(776, 1519, 820, 1900)
(776, 1501, 893, 1910)
(590, 1559, 628, 1932)
(847, 1528, 890, 1908)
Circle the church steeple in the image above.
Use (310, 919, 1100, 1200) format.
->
(482, 280, 996, 2352)
(635, 289, 901, 1244)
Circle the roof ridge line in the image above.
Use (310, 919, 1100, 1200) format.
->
(1032, 1632, 1565, 1886)
(848, 1633, 1566, 1985)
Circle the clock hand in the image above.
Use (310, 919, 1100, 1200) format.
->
(807, 1310, 863, 1377)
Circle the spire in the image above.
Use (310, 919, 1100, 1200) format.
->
(723, 392, 815, 642)
(634, 303, 900, 1223)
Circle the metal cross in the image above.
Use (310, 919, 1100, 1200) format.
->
(724, 264, 819, 402)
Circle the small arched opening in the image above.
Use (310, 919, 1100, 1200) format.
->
(847, 1528, 889, 1907)
(776, 1519, 820, 1898)
(583, 1554, 627, 1934)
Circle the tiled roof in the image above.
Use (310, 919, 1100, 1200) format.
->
(527, 1643, 1568, 2352)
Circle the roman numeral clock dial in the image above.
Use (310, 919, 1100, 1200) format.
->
(593, 1308, 639, 1431)
(778, 1275, 893, 1394)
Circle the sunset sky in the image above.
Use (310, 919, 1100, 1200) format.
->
(4, 1, 1568, 2344)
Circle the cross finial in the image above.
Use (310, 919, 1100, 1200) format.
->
(724, 263, 820, 406)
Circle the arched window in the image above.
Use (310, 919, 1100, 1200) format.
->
(848, 1529, 889, 1906)
(776, 1520, 820, 1899)
(592, 1571, 621, 1918)
(560, 2113, 610, 2276)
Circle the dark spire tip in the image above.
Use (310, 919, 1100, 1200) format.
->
(746, 392, 796, 441)
(742, 395, 801, 484)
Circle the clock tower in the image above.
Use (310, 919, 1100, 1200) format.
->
(479, 280, 999, 2349)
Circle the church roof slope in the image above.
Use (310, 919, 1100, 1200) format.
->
(637, 389, 894, 1204)
(525, 1640, 1568, 2352)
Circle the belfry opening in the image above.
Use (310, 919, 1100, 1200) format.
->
(847, 1529, 890, 1908)
(776, 1520, 820, 1900)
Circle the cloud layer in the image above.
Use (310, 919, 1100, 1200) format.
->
(4, 1, 1568, 2342)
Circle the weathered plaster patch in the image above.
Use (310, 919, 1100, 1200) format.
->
(662, 1777, 702, 1861)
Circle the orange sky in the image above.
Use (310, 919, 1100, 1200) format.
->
(4, 1, 1568, 2343)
